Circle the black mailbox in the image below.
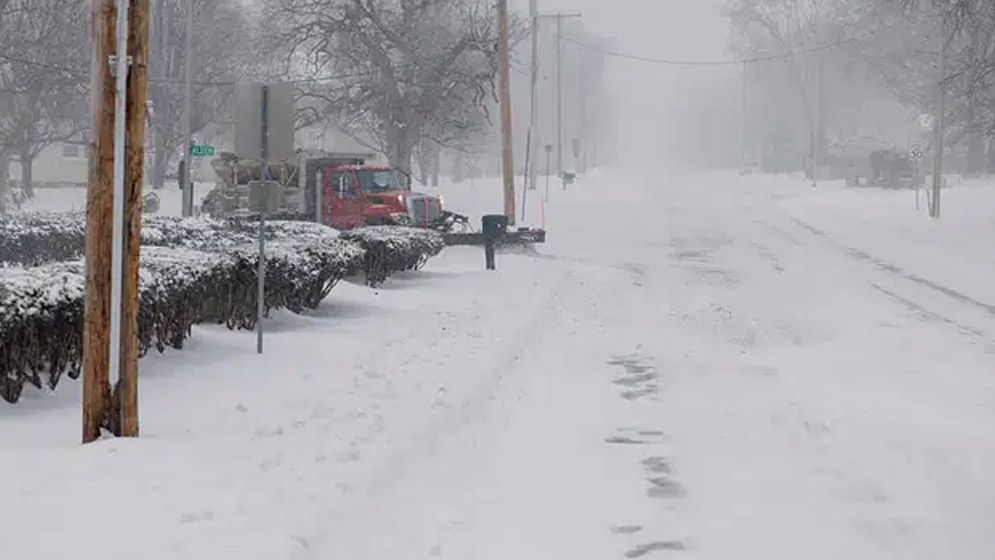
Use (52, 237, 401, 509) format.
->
(481, 214, 508, 270)
(482, 214, 509, 240)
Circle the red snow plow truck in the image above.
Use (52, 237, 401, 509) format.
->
(203, 150, 544, 245)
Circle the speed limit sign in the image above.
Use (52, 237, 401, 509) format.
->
(910, 146, 925, 161)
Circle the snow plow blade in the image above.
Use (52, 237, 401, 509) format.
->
(443, 228, 547, 247)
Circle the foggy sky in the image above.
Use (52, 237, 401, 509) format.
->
(513, 0, 734, 166)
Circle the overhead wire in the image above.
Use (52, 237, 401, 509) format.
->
(0, 52, 378, 88)
(558, 26, 888, 67)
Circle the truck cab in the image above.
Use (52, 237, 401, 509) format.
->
(319, 164, 444, 229)
(204, 150, 445, 229)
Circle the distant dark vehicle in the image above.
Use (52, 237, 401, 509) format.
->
(832, 135, 920, 189)
(867, 149, 918, 189)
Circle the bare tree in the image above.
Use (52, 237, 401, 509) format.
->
(265, 0, 503, 174)
(148, 0, 258, 189)
(0, 0, 89, 201)
(728, 0, 867, 177)
(860, 0, 995, 173)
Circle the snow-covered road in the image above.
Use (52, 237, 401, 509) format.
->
(310, 172, 995, 559)
(4, 171, 995, 559)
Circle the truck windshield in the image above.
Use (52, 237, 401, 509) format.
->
(357, 170, 405, 193)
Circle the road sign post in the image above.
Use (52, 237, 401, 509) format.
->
(235, 83, 294, 355)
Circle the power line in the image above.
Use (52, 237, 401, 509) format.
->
(149, 71, 380, 87)
(560, 27, 886, 67)
(0, 53, 82, 75)
(0, 52, 376, 88)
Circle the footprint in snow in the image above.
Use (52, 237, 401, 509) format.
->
(179, 510, 214, 524)
(625, 541, 685, 558)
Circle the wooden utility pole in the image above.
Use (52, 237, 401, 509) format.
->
(83, 0, 117, 444)
(83, 0, 149, 443)
(497, 0, 516, 225)
(119, 0, 151, 437)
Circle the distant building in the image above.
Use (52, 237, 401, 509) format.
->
(10, 141, 88, 189)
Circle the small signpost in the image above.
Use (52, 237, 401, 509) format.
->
(544, 143, 553, 202)
(235, 83, 294, 355)
(911, 143, 925, 211)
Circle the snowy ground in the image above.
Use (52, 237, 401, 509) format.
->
(3, 171, 995, 559)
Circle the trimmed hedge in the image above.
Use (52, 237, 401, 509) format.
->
(0, 215, 445, 404)
(0, 214, 444, 288)
(340, 226, 445, 286)
(0, 212, 86, 265)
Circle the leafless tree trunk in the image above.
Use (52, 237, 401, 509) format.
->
(431, 147, 441, 187)
(17, 141, 34, 197)
(153, 131, 167, 189)
(0, 151, 9, 214)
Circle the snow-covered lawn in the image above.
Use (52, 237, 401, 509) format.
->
(3, 170, 995, 559)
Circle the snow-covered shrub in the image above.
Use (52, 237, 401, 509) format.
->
(0, 216, 445, 403)
(0, 248, 232, 403)
(0, 262, 85, 402)
(0, 212, 86, 265)
(339, 226, 445, 286)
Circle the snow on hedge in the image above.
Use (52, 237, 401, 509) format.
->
(0, 212, 86, 265)
(339, 226, 445, 286)
(0, 215, 446, 403)
(0, 240, 365, 404)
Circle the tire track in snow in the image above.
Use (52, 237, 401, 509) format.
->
(785, 215, 995, 339)
(789, 216, 995, 316)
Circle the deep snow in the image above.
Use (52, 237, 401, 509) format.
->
(3, 170, 995, 559)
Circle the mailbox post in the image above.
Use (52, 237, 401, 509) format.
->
(482, 214, 509, 270)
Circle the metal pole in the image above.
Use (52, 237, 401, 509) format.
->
(521, 0, 538, 221)
(150, 0, 165, 190)
(741, 60, 748, 166)
(522, 132, 530, 221)
(544, 146, 551, 202)
(556, 13, 563, 188)
(257, 85, 269, 354)
(932, 52, 946, 219)
(109, 0, 130, 389)
(526, 0, 539, 191)
(812, 60, 824, 189)
(181, 0, 193, 217)
(497, 0, 516, 225)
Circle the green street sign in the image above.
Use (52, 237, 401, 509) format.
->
(190, 144, 215, 157)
